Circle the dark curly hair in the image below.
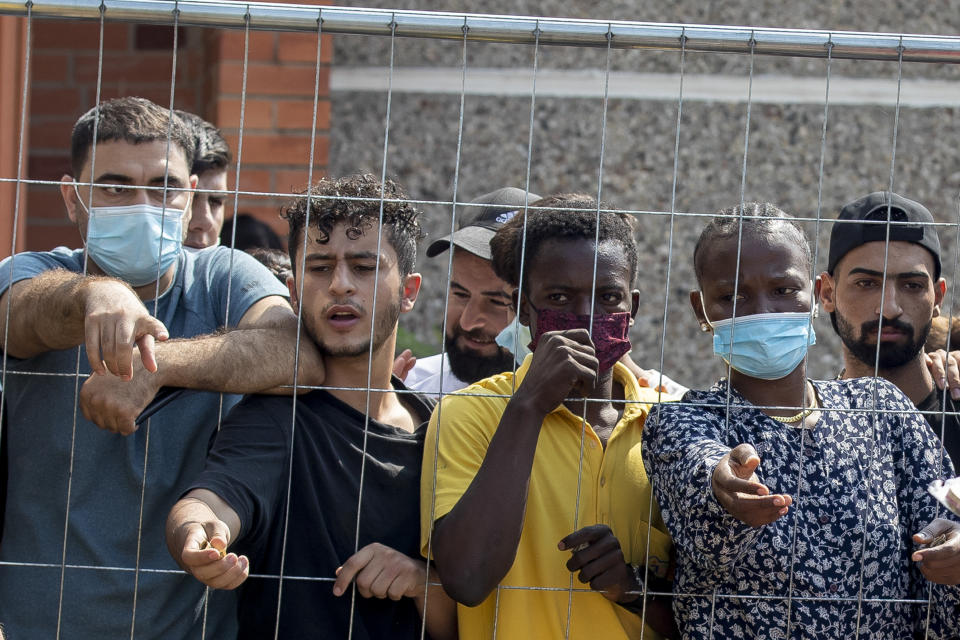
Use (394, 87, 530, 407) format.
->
(693, 202, 811, 286)
(282, 173, 424, 276)
(489, 193, 638, 290)
(246, 247, 292, 285)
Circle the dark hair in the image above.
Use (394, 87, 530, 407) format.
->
(693, 202, 811, 286)
(281, 173, 424, 276)
(246, 247, 292, 285)
(489, 193, 638, 289)
(70, 96, 195, 177)
(221, 213, 285, 251)
(175, 110, 231, 174)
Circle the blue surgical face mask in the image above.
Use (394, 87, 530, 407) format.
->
(494, 317, 531, 366)
(701, 296, 816, 380)
(76, 186, 184, 287)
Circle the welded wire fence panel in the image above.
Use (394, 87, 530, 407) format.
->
(0, 2, 959, 639)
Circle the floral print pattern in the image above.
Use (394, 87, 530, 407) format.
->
(643, 377, 960, 639)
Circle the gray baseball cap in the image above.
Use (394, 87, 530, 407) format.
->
(426, 187, 540, 260)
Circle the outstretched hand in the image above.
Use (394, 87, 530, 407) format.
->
(177, 520, 249, 590)
(712, 443, 792, 527)
(912, 518, 960, 585)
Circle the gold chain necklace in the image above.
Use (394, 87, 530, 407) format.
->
(769, 407, 814, 423)
(768, 383, 818, 424)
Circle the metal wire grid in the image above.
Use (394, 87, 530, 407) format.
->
(0, 2, 957, 639)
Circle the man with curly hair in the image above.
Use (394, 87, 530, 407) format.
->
(421, 194, 675, 639)
(166, 174, 456, 639)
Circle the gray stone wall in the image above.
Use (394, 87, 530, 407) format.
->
(328, 1, 960, 390)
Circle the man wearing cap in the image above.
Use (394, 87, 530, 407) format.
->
(818, 190, 960, 468)
(402, 187, 539, 395)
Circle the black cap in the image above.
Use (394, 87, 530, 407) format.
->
(426, 187, 540, 260)
(828, 191, 941, 279)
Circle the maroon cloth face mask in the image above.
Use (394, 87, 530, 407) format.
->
(527, 308, 632, 372)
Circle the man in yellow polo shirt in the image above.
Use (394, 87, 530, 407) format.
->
(420, 194, 676, 639)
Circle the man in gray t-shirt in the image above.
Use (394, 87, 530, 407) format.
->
(0, 97, 304, 638)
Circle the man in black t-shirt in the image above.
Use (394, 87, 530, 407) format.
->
(165, 174, 457, 640)
(819, 191, 960, 469)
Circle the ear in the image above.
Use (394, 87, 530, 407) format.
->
(689, 289, 708, 331)
(506, 286, 518, 312)
(818, 271, 838, 313)
(399, 273, 422, 313)
(286, 275, 299, 314)
(184, 173, 198, 213)
(811, 275, 822, 317)
(515, 289, 530, 327)
(933, 277, 947, 318)
(180, 174, 199, 222)
(61, 174, 80, 224)
(629, 289, 640, 325)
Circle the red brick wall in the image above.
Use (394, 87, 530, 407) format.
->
(0, 16, 28, 258)
(25, 20, 207, 252)
(207, 28, 332, 240)
(0, 6, 331, 256)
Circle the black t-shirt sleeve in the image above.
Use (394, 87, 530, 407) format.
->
(187, 394, 295, 554)
(391, 375, 435, 425)
(916, 391, 960, 472)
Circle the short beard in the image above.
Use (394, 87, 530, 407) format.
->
(308, 299, 401, 359)
(834, 310, 931, 370)
(444, 330, 515, 384)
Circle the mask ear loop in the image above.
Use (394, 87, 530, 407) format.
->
(698, 291, 714, 332)
(809, 279, 820, 319)
(73, 184, 94, 250)
(73, 184, 91, 216)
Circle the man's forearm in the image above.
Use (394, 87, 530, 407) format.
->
(415, 576, 458, 640)
(431, 396, 545, 606)
(153, 321, 324, 393)
(1, 270, 91, 357)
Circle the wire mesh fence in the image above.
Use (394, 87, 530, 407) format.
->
(0, 1, 959, 639)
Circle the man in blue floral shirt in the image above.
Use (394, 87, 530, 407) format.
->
(644, 203, 960, 639)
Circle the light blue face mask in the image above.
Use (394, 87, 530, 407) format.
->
(78, 190, 184, 287)
(494, 317, 531, 366)
(703, 306, 816, 381)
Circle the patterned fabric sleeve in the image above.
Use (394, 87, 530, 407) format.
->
(643, 399, 763, 574)
(880, 381, 960, 637)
